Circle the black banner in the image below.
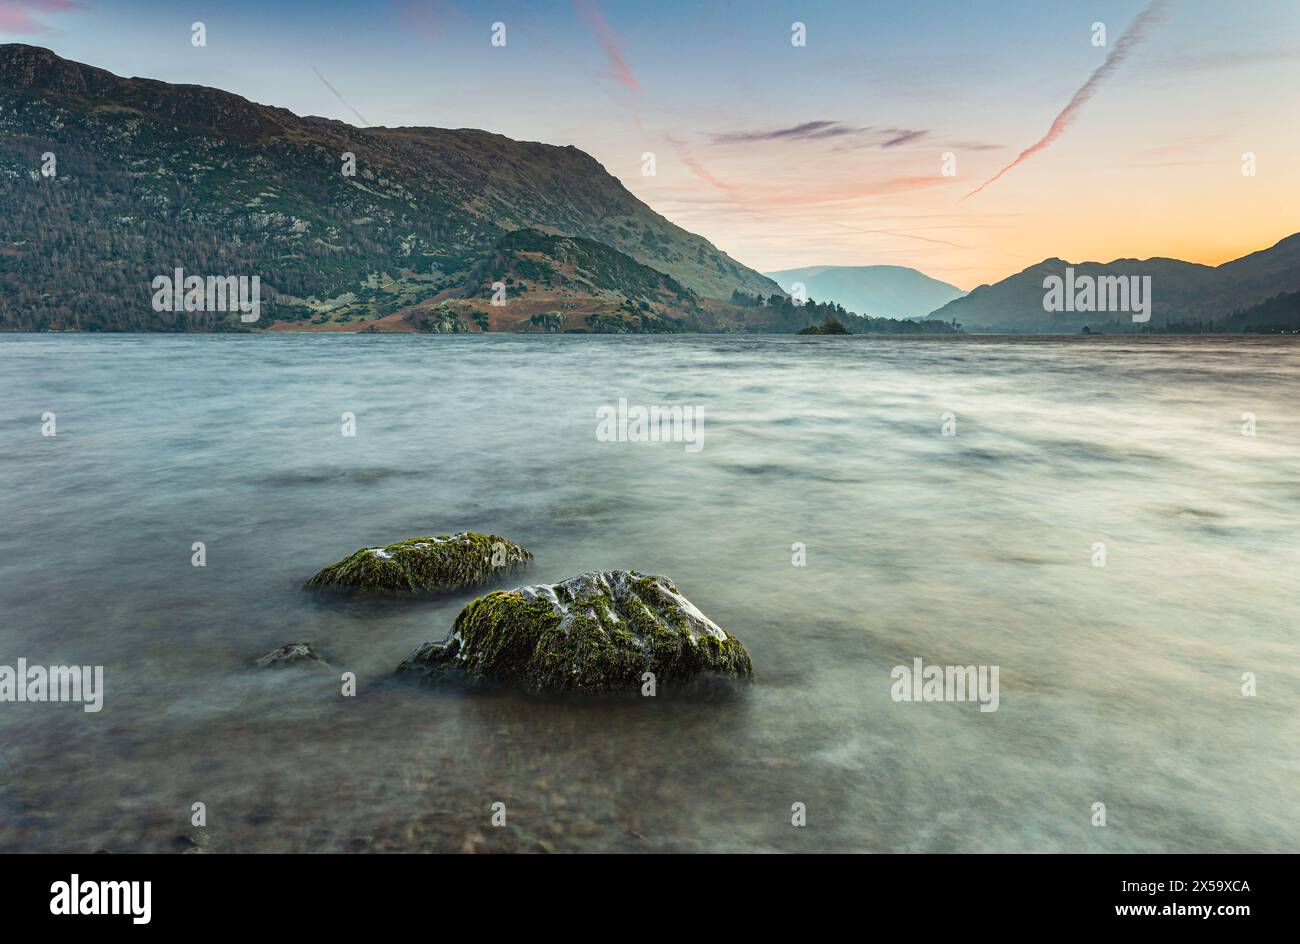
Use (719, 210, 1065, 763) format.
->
(0, 854, 1284, 931)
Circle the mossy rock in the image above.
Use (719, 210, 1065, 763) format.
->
(306, 532, 532, 593)
(397, 570, 752, 693)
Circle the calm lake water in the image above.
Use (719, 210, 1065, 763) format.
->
(1, 333, 1297, 853)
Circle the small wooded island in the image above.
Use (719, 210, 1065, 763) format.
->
(798, 317, 852, 335)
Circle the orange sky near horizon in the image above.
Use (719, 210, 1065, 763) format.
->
(598, 4, 1300, 291)
(614, 67, 1300, 292)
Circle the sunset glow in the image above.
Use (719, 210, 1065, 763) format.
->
(6, 0, 1300, 287)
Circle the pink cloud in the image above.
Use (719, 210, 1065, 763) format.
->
(665, 135, 737, 192)
(680, 153, 737, 192)
(0, 0, 80, 34)
(574, 0, 638, 90)
(392, 0, 466, 44)
(759, 175, 957, 208)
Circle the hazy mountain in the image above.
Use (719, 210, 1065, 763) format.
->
(930, 235, 1300, 333)
(0, 44, 780, 331)
(764, 265, 965, 319)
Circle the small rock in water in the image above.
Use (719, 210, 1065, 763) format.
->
(305, 532, 532, 592)
(397, 570, 752, 693)
(254, 642, 329, 669)
(172, 830, 209, 852)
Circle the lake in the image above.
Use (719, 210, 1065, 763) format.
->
(1, 333, 1297, 852)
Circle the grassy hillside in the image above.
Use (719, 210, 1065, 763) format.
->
(0, 44, 780, 331)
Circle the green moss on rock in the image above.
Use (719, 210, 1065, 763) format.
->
(305, 532, 532, 592)
(397, 570, 752, 693)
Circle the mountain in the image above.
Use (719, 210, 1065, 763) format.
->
(1215, 290, 1300, 334)
(930, 235, 1300, 333)
(722, 291, 961, 336)
(764, 265, 964, 319)
(422, 232, 962, 335)
(381, 228, 704, 334)
(0, 44, 780, 331)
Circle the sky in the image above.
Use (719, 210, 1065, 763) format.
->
(4, 0, 1299, 290)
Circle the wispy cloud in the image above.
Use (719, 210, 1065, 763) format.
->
(312, 66, 369, 128)
(666, 169, 957, 210)
(667, 135, 736, 192)
(574, 0, 638, 90)
(881, 129, 928, 148)
(778, 175, 956, 208)
(950, 141, 1006, 152)
(711, 121, 865, 144)
(1153, 46, 1300, 73)
(0, 0, 80, 34)
(963, 0, 1174, 200)
(711, 121, 933, 150)
(827, 220, 965, 249)
(682, 155, 737, 191)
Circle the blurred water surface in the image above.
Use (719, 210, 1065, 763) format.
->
(0, 333, 1297, 852)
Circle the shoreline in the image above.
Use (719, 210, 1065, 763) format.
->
(2, 330, 1297, 340)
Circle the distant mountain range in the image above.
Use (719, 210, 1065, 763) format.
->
(408, 229, 958, 335)
(930, 235, 1300, 333)
(4, 45, 1295, 336)
(765, 265, 964, 320)
(0, 44, 782, 332)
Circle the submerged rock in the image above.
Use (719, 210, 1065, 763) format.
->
(397, 570, 752, 693)
(254, 642, 330, 669)
(172, 829, 210, 852)
(306, 532, 532, 593)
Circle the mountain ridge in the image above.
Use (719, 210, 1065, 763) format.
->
(765, 264, 964, 320)
(932, 234, 1300, 332)
(0, 44, 780, 331)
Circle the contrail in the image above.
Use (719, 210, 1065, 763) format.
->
(962, 0, 1173, 201)
(828, 221, 965, 249)
(574, 0, 639, 90)
(666, 135, 736, 191)
(312, 66, 370, 128)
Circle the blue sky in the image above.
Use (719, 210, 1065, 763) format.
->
(6, 0, 1300, 287)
